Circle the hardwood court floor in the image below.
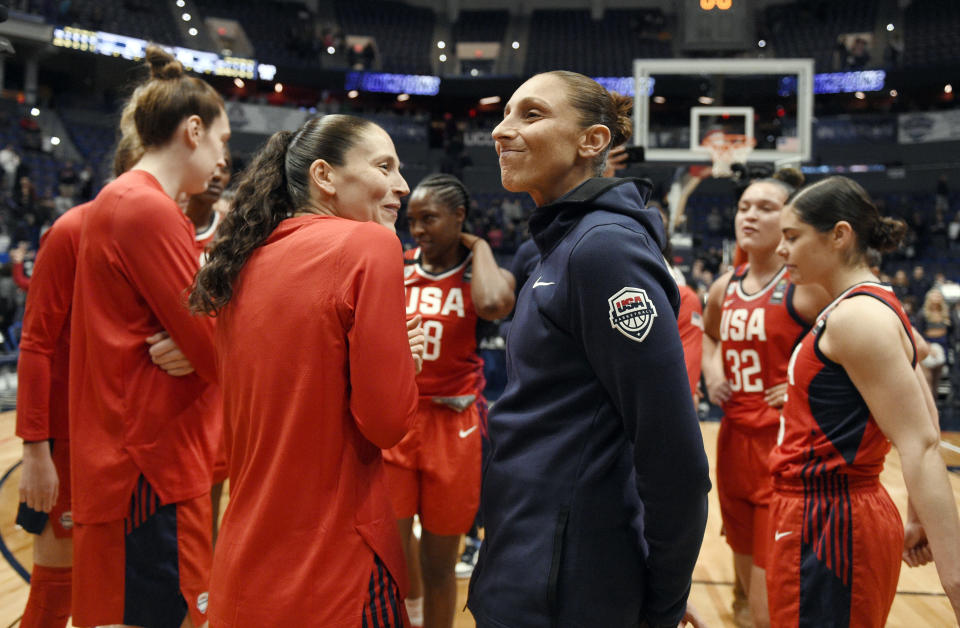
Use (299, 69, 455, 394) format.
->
(0, 413, 957, 627)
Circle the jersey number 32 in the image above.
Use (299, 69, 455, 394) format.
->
(725, 348, 763, 392)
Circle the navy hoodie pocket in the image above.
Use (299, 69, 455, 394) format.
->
(546, 508, 570, 624)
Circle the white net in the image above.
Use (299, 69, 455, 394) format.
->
(701, 133, 756, 178)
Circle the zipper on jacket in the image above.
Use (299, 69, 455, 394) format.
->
(546, 508, 570, 625)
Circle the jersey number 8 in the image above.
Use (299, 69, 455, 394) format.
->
(423, 320, 444, 361)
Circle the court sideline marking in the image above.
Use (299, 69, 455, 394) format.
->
(941, 439, 960, 455)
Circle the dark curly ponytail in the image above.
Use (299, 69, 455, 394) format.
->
(190, 131, 294, 315)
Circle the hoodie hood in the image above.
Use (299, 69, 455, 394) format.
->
(528, 177, 662, 259)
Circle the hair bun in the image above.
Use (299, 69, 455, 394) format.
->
(145, 45, 184, 80)
(871, 215, 908, 253)
(773, 167, 805, 189)
(609, 92, 633, 147)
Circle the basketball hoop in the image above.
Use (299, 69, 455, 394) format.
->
(701, 133, 756, 178)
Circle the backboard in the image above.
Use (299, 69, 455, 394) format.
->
(633, 58, 814, 166)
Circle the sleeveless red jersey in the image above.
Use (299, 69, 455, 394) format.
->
(404, 248, 483, 398)
(771, 282, 916, 482)
(194, 210, 220, 253)
(677, 284, 703, 398)
(719, 265, 809, 429)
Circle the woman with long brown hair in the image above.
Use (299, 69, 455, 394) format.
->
(190, 114, 418, 627)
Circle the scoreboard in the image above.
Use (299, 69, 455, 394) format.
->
(52, 26, 274, 81)
(699, 0, 733, 9)
(683, 0, 752, 51)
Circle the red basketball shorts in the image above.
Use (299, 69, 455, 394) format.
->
(382, 400, 481, 536)
(767, 477, 902, 628)
(72, 476, 213, 628)
(716, 420, 778, 567)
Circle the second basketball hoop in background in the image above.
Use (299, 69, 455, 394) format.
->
(701, 132, 756, 178)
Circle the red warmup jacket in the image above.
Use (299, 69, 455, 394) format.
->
(208, 215, 418, 627)
(69, 170, 219, 523)
(16, 203, 88, 442)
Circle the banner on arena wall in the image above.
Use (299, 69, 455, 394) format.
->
(463, 130, 495, 147)
(898, 110, 960, 144)
(226, 102, 312, 136)
(815, 115, 896, 144)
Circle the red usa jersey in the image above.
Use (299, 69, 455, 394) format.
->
(677, 284, 704, 399)
(404, 248, 483, 398)
(719, 265, 809, 429)
(771, 283, 916, 482)
(195, 210, 221, 260)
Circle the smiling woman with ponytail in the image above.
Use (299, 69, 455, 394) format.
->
(189, 114, 421, 627)
(469, 71, 711, 628)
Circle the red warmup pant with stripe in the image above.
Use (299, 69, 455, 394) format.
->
(766, 478, 902, 628)
(363, 555, 408, 627)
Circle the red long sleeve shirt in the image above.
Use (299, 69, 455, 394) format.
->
(12, 261, 30, 292)
(69, 170, 219, 523)
(209, 215, 418, 627)
(15, 204, 88, 441)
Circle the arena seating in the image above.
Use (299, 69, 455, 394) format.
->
(524, 8, 671, 77)
(335, 0, 435, 75)
(903, 0, 960, 67)
(60, 112, 118, 185)
(196, 0, 322, 69)
(0, 0, 958, 428)
(453, 10, 509, 44)
(763, 1, 878, 72)
(62, 0, 182, 46)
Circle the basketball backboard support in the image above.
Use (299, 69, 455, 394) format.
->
(633, 58, 814, 165)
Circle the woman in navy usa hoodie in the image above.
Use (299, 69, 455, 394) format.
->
(467, 71, 711, 628)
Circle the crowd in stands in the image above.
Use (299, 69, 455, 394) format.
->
(0, 101, 105, 361)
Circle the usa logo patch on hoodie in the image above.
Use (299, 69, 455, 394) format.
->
(608, 287, 658, 343)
